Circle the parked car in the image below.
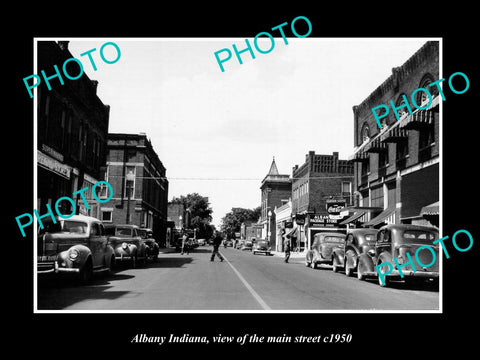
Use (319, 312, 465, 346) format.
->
(341, 229, 379, 276)
(104, 224, 147, 268)
(37, 215, 115, 282)
(138, 227, 159, 263)
(305, 232, 346, 269)
(252, 240, 271, 256)
(197, 238, 206, 246)
(236, 240, 245, 249)
(241, 240, 253, 251)
(357, 224, 439, 286)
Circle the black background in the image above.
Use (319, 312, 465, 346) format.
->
(8, 3, 477, 356)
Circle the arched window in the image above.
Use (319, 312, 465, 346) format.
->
(417, 73, 436, 106)
(360, 123, 370, 144)
(395, 94, 410, 120)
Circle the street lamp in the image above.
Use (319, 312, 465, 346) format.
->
(267, 210, 272, 246)
(125, 170, 135, 224)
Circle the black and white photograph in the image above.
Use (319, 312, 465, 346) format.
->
(33, 37, 442, 312)
(10, 5, 478, 356)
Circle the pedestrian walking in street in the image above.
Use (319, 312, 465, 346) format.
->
(284, 235, 291, 263)
(181, 233, 189, 255)
(210, 231, 224, 262)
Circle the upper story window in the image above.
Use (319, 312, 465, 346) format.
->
(361, 123, 370, 144)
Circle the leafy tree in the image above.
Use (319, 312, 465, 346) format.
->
(220, 207, 261, 239)
(170, 193, 213, 239)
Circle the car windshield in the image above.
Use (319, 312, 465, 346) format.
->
(116, 227, 133, 236)
(323, 236, 344, 243)
(362, 234, 377, 244)
(256, 241, 267, 247)
(400, 230, 437, 244)
(138, 229, 147, 238)
(39, 220, 88, 235)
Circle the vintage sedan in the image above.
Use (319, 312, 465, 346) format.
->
(252, 240, 271, 256)
(305, 232, 346, 269)
(357, 224, 439, 287)
(104, 224, 147, 268)
(37, 215, 115, 282)
(342, 228, 379, 276)
(241, 240, 253, 251)
(138, 227, 159, 263)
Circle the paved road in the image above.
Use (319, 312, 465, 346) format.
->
(37, 246, 439, 311)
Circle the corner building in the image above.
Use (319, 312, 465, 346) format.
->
(349, 41, 439, 228)
(104, 133, 169, 246)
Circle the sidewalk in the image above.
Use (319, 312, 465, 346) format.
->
(270, 250, 306, 263)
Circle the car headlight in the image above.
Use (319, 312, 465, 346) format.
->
(68, 248, 80, 261)
(122, 242, 128, 250)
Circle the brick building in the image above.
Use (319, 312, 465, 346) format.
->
(37, 41, 110, 218)
(104, 133, 169, 245)
(348, 41, 439, 228)
(260, 158, 292, 249)
(291, 151, 354, 250)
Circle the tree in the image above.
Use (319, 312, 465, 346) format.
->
(170, 193, 213, 238)
(220, 207, 261, 239)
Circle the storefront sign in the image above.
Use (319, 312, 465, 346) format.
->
(326, 199, 346, 215)
(37, 150, 71, 179)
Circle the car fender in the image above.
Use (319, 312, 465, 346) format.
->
(305, 250, 314, 262)
(344, 246, 359, 266)
(358, 252, 375, 273)
(332, 250, 345, 267)
(58, 244, 91, 269)
(377, 251, 392, 267)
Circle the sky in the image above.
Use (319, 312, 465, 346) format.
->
(65, 37, 430, 227)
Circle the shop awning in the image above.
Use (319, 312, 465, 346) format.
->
(349, 150, 369, 163)
(339, 211, 366, 225)
(364, 136, 388, 153)
(380, 124, 408, 143)
(420, 201, 439, 216)
(399, 96, 438, 131)
(363, 206, 395, 227)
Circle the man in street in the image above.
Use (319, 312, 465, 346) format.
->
(284, 235, 291, 263)
(210, 231, 224, 262)
(181, 233, 189, 255)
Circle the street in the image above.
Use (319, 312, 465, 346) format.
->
(37, 246, 439, 311)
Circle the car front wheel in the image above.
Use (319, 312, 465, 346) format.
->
(79, 258, 93, 283)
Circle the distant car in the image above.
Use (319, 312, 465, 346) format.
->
(342, 228, 379, 276)
(241, 240, 253, 251)
(236, 240, 245, 249)
(252, 240, 271, 256)
(357, 224, 439, 287)
(37, 215, 115, 282)
(225, 239, 233, 247)
(305, 232, 346, 269)
(197, 239, 206, 246)
(138, 227, 159, 263)
(104, 224, 147, 268)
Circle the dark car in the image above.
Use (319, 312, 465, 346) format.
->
(104, 224, 147, 268)
(341, 229, 379, 276)
(305, 232, 346, 269)
(252, 240, 271, 256)
(357, 224, 439, 287)
(37, 215, 115, 282)
(138, 228, 159, 263)
(241, 240, 253, 251)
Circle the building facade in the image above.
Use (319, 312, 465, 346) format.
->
(274, 199, 292, 252)
(104, 133, 169, 245)
(37, 41, 110, 218)
(291, 151, 354, 250)
(349, 41, 439, 228)
(260, 158, 292, 249)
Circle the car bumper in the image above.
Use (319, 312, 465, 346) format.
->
(388, 270, 439, 279)
(38, 261, 80, 274)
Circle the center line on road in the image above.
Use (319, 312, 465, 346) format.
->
(220, 253, 271, 310)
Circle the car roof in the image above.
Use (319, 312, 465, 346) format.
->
(54, 214, 100, 223)
(315, 232, 346, 237)
(378, 224, 438, 232)
(348, 228, 379, 235)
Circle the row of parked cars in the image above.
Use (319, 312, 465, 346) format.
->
(304, 224, 439, 287)
(234, 239, 272, 255)
(37, 214, 160, 283)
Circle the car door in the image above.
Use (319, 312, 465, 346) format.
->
(89, 222, 104, 268)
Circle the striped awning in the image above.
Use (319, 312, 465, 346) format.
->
(339, 211, 366, 225)
(380, 125, 408, 143)
(400, 109, 435, 130)
(420, 201, 439, 216)
(350, 150, 370, 163)
(364, 136, 387, 153)
(363, 206, 395, 227)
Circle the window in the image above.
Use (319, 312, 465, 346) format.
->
(102, 210, 112, 222)
(360, 123, 370, 144)
(395, 95, 410, 120)
(371, 186, 383, 208)
(90, 223, 101, 236)
(124, 166, 136, 198)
